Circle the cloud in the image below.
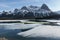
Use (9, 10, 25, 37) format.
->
(0, 4, 10, 8)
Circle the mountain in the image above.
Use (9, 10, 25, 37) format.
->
(0, 4, 59, 19)
(55, 11, 60, 14)
(21, 6, 28, 11)
(38, 4, 51, 14)
(20, 4, 54, 19)
(41, 4, 51, 11)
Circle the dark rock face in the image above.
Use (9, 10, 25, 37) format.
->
(41, 4, 51, 11)
(21, 6, 28, 10)
(29, 5, 38, 8)
(24, 12, 35, 19)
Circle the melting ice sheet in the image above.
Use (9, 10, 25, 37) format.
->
(18, 25, 60, 39)
(0, 23, 40, 30)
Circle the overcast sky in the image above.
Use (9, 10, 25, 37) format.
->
(0, 0, 60, 12)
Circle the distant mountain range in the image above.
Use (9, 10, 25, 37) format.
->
(0, 4, 60, 19)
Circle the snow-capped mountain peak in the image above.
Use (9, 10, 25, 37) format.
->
(19, 4, 53, 18)
(21, 6, 28, 10)
(41, 4, 51, 11)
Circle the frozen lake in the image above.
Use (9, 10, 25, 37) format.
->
(0, 20, 60, 40)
